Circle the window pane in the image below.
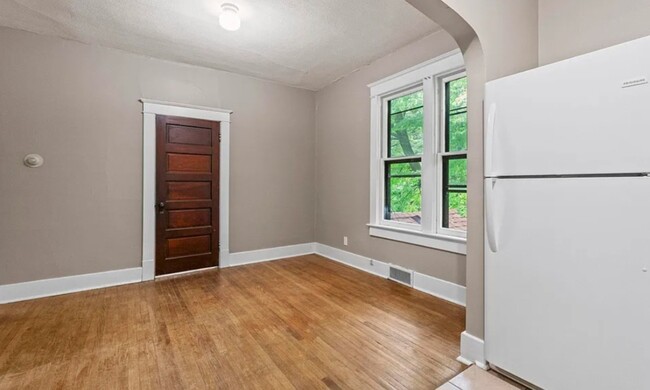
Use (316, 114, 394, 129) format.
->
(448, 111, 467, 152)
(385, 160, 421, 224)
(446, 193, 467, 231)
(448, 77, 467, 111)
(445, 77, 467, 152)
(388, 90, 424, 157)
(442, 156, 467, 231)
(446, 156, 467, 187)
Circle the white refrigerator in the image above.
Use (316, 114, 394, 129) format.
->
(484, 36, 650, 389)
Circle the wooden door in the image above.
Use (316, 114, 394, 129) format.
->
(155, 115, 220, 276)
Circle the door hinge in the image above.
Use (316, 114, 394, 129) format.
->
(219, 133, 221, 142)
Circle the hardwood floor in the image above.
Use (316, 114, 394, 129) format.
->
(0, 255, 466, 389)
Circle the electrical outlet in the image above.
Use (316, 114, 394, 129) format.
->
(370, 259, 374, 266)
(343, 236, 348, 246)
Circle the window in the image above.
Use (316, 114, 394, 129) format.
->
(368, 51, 467, 254)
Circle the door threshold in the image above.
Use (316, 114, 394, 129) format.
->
(155, 266, 219, 279)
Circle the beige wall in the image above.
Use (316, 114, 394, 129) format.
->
(0, 27, 315, 285)
(314, 31, 467, 286)
(539, 0, 650, 65)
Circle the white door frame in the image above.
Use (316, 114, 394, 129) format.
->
(140, 99, 232, 280)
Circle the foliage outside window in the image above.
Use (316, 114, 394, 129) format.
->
(442, 76, 467, 232)
(369, 52, 467, 253)
(385, 90, 424, 224)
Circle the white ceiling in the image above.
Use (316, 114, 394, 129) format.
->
(0, 0, 440, 90)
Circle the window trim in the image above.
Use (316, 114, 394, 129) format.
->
(368, 50, 467, 255)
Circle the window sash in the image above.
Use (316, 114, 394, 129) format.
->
(441, 154, 467, 232)
(381, 85, 424, 160)
(436, 72, 468, 237)
(440, 72, 468, 156)
(383, 158, 422, 223)
(444, 77, 468, 153)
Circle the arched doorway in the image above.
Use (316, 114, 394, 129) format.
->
(405, 0, 538, 366)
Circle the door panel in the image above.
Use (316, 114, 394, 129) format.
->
(485, 177, 650, 390)
(167, 181, 212, 200)
(156, 115, 220, 276)
(485, 36, 650, 177)
(167, 235, 211, 258)
(167, 153, 212, 173)
(167, 209, 211, 229)
(167, 125, 212, 145)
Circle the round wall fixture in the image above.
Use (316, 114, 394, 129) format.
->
(23, 154, 44, 168)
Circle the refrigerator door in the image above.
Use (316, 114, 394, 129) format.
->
(485, 176, 650, 390)
(485, 35, 650, 177)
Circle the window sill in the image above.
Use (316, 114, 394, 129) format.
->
(367, 223, 467, 255)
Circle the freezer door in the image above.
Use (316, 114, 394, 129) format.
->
(485, 177, 650, 390)
(485, 35, 650, 177)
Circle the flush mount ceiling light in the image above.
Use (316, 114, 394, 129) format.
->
(219, 3, 240, 31)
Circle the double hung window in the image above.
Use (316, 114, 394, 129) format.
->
(368, 52, 467, 254)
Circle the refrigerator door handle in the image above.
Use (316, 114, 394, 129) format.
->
(485, 103, 497, 176)
(486, 178, 499, 253)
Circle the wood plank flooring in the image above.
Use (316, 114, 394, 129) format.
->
(0, 255, 466, 389)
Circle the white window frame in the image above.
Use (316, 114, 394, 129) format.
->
(367, 50, 467, 255)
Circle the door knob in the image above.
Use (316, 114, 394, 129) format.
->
(156, 202, 166, 214)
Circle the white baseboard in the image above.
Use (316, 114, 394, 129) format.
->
(1, 242, 466, 308)
(458, 331, 486, 367)
(314, 243, 466, 306)
(0, 267, 143, 304)
(314, 243, 390, 278)
(413, 272, 466, 306)
(227, 243, 316, 267)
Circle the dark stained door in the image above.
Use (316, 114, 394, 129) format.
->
(155, 115, 220, 276)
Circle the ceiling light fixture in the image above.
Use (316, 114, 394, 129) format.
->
(219, 3, 240, 31)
